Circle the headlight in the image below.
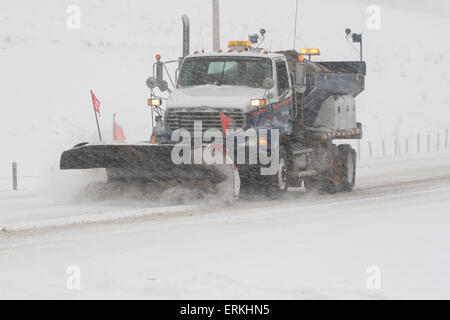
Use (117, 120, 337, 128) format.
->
(250, 99, 267, 108)
(147, 98, 162, 106)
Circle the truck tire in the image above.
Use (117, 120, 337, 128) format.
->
(337, 144, 356, 192)
(304, 145, 339, 194)
(266, 146, 290, 197)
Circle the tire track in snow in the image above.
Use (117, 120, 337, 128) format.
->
(2, 167, 450, 235)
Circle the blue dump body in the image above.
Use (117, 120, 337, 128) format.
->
(277, 50, 366, 132)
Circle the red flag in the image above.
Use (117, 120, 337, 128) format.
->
(90, 90, 101, 115)
(219, 112, 231, 133)
(113, 121, 126, 141)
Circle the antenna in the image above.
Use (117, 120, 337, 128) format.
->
(293, 0, 299, 49)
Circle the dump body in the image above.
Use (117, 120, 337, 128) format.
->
(278, 50, 365, 136)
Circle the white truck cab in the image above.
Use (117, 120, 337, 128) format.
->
(161, 50, 294, 135)
(169, 51, 291, 112)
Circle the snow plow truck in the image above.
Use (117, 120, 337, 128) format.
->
(60, 16, 366, 199)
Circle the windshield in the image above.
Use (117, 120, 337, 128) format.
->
(178, 56, 272, 89)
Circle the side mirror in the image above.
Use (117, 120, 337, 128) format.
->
(262, 78, 275, 90)
(158, 80, 169, 92)
(146, 77, 157, 89)
(294, 63, 306, 93)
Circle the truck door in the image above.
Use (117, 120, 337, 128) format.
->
(273, 59, 293, 133)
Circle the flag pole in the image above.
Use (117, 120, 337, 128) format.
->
(94, 105, 102, 141)
(91, 90, 102, 141)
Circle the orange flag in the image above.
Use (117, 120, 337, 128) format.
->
(90, 90, 101, 116)
(219, 112, 231, 133)
(113, 116, 126, 141)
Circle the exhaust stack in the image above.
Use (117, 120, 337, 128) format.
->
(212, 0, 220, 51)
(182, 15, 190, 57)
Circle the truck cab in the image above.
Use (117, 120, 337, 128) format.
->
(152, 49, 295, 140)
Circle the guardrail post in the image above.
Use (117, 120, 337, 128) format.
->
(368, 141, 373, 158)
(382, 140, 386, 157)
(394, 139, 399, 157)
(405, 138, 409, 154)
(427, 134, 431, 152)
(12, 162, 18, 191)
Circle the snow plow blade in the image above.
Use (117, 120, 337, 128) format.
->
(61, 142, 179, 172)
(60, 142, 240, 197)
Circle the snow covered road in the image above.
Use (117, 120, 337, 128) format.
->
(1, 152, 450, 299)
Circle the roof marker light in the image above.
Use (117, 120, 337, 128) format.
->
(228, 40, 251, 48)
(299, 48, 320, 55)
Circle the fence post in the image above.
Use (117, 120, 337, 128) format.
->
(427, 134, 431, 152)
(445, 129, 448, 150)
(394, 140, 396, 157)
(368, 141, 373, 158)
(405, 138, 409, 154)
(382, 140, 386, 157)
(417, 134, 420, 153)
(12, 162, 18, 191)
(437, 133, 440, 151)
(357, 140, 361, 160)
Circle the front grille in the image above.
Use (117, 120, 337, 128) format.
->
(165, 108, 245, 134)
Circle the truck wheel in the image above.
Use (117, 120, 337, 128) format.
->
(304, 145, 339, 194)
(266, 147, 290, 197)
(277, 157, 289, 191)
(337, 144, 356, 192)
